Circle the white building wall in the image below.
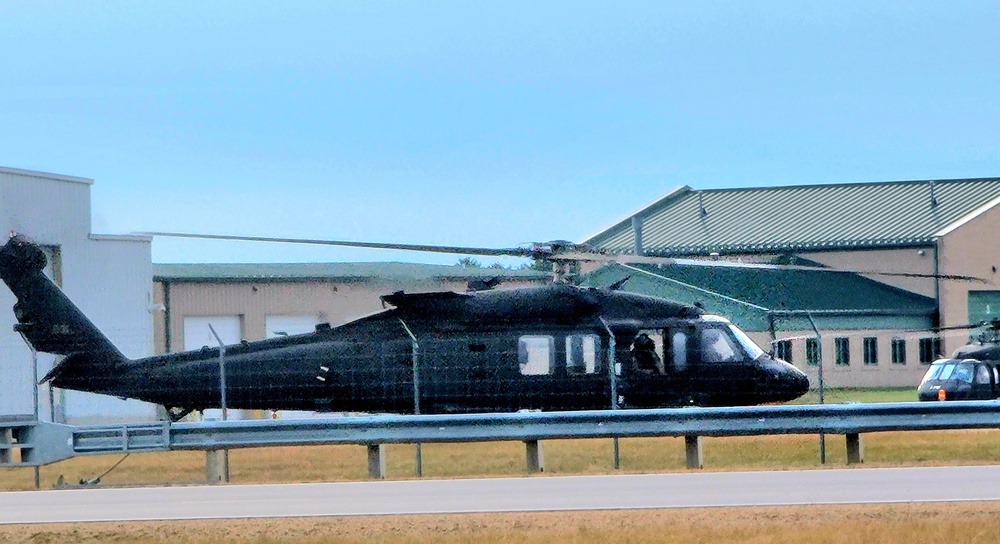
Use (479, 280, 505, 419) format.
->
(0, 167, 157, 423)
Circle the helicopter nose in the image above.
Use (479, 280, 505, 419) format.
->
(767, 358, 810, 400)
(788, 365, 810, 396)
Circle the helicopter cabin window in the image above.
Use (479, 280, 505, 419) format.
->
(699, 327, 740, 364)
(670, 331, 689, 372)
(774, 340, 792, 363)
(518, 335, 554, 375)
(566, 334, 600, 375)
(976, 364, 992, 385)
(919, 337, 941, 365)
(805, 338, 820, 366)
(834, 337, 850, 366)
(630, 330, 665, 374)
(863, 337, 878, 366)
(891, 337, 906, 365)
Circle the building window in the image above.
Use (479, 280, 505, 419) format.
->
(805, 338, 820, 366)
(774, 339, 792, 363)
(835, 337, 850, 366)
(891, 337, 906, 365)
(863, 337, 878, 366)
(919, 337, 941, 364)
(519, 335, 553, 375)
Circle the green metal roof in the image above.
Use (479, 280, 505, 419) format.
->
(584, 177, 1000, 255)
(581, 262, 936, 331)
(154, 262, 551, 283)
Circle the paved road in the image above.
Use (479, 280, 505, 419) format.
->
(1, 465, 998, 524)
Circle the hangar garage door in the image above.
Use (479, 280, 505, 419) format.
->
(968, 291, 1000, 327)
(183, 316, 242, 351)
(266, 315, 321, 338)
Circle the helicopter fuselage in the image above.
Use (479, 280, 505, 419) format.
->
(56, 286, 809, 414)
(917, 331, 1000, 402)
(0, 235, 809, 415)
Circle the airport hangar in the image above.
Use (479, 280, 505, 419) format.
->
(0, 167, 157, 424)
(582, 177, 1000, 389)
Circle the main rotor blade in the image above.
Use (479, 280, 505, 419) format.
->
(558, 252, 988, 283)
(908, 318, 1000, 333)
(139, 231, 988, 283)
(138, 232, 537, 258)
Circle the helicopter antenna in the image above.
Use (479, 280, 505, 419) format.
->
(607, 276, 632, 291)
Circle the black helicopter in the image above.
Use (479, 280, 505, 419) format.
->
(0, 233, 810, 418)
(918, 319, 1000, 402)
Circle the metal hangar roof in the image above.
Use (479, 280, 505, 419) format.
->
(583, 177, 1000, 256)
(581, 262, 936, 332)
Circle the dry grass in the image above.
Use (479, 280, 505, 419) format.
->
(2, 429, 999, 490)
(3, 430, 1000, 542)
(2, 502, 1000, 543)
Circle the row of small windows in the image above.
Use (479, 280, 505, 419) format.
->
(773, 337, 942, 366)
(519, 334, 601, 376)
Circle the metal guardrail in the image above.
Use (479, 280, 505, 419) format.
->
(2, 401, 1000, 467)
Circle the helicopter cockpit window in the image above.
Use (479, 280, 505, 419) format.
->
(518, 335, 553, 376)
(952, 363, 974, 383)
(921, 361, 975, 385)
(727, 324, 765, 360)
(566, 334, 600, 375)
(699, 327, 741, 364)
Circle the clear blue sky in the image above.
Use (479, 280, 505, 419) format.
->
(2, 1, 998, 264)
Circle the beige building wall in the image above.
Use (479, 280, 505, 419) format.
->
(154, 278, 543, 354)
(747, 329, 935, 392)
(937, 202, 1000, 354)
(795, 247, 938, 298)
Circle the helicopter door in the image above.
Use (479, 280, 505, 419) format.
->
(994, 365, 1000, 398)
(511, 332, 608, 411)
(631, 329, 664, 374)
(666, 327, 693, 374)
(618, 327, 695, 407)
(664, 325, 702, 404)
(692, 324, 758, 405)
(418, 333, 509, 414)
(558, 333, 607, 410)
(972, 363, 994, 400)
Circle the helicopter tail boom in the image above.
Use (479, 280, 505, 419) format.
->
(0, 235, 128, 388)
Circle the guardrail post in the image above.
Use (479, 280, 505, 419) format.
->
(206, 449, 229, 484)
(685, 435, 703, 469)
(0, 427, 12, 464)
(368, 444, 386, 479)
(525, 440, 545, 472)
(846, 433, 864, 464)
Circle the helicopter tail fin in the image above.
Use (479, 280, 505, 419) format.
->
(0, 235, 128, 390)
